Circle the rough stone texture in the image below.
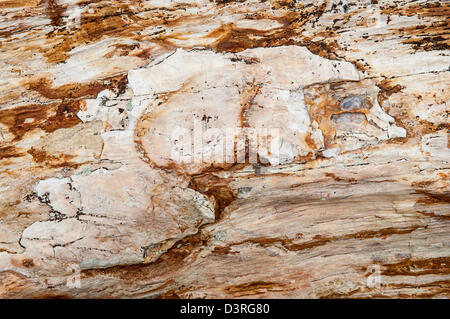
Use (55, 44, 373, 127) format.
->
(0, 0, 448, 298)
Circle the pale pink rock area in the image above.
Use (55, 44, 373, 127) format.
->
(0, 0, 448, 298)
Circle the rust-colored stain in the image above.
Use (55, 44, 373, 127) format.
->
(380, 1, 450, 53)
(82, 231, 208, 284)
(325, 172, 357, 184)
(189, 173, 237, 220)
(321, 280, 450, 299)
(0, 0, 346, 67)
(304, 86, 340, 149)
(0, 146, 24, 160)
(382, 2, 450, 19)
(0, 102, 80, 141)
(224, 281, 287, 297)
(304, 82, 374, 149)
(23, 75, 127, 100)
(405, 35, 450, 52)
(21, 258, 34, 268)
(304, 132, 318, 150)
(381, 257, 450, 277)
(415, 210, 450, 221)
(212, 245, 235, 255)
(239, 82, 261, 128)
(415, 190, 450, 205)
(0, 74, 127, 142)
(42, 0, 66, 27)
(40, 1, 144, 63)
(0, 0, 41, 9)
(376, 78, 404, 105)
(27, 147, 78, 168)
(204, 19, 297, 53)
(221, 225, 422, 254)
(0, 0, 449, 299)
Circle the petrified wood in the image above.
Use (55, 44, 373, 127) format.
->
(0, 0, 448, 298)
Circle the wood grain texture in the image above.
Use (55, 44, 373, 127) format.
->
(0, 0, 448, 298)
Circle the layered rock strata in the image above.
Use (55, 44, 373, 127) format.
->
(0, 0, 448, 298)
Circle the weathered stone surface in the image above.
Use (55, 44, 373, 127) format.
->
(0, 0, 448, 298)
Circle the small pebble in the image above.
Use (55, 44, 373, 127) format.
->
(340, 96, 363, 111)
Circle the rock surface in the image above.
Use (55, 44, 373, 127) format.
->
(0, 0, 448, 298)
